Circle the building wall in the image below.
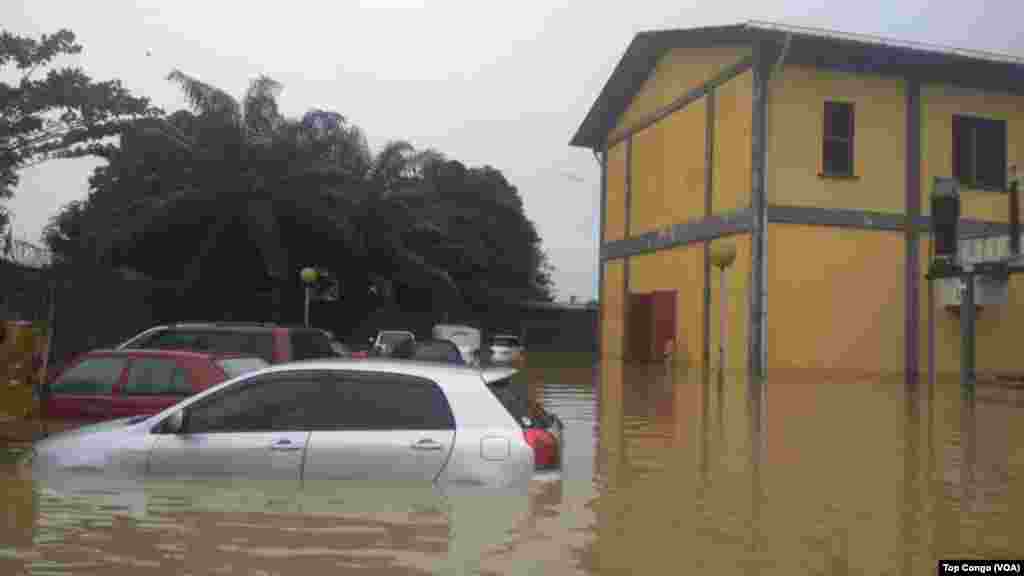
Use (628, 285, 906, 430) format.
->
(611, 45, 752, 142)
(600, 45, 1024, 375)
(920, 84, 1024, 222)
(605, 142, 628, 242)
(713, 69, 753, 214)
(767, 224, 904, 372)
(600, 48, 756, 368)
(916, 83, 1024, 375)
(630, 100, 707, 235)
(767, 65, 907, 214)
(627, 244, 705, 369)
(602, 260, 626, 359)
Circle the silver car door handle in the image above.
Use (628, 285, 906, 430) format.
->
(410, 439, 443, 451)
(269, 438, 302, 452)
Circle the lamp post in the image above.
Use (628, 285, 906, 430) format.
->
(300, 267, 319, 327)
(1010, 164, 1020, 256)
(710, 242, 737, 379)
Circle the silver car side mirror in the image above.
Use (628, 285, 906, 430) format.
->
(165, 410, 185, 434)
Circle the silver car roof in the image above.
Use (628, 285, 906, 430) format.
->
(274, 358, 517, 384)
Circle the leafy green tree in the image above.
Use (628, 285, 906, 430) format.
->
(0, 28, 157, 232)
(45, 71, 554, 327)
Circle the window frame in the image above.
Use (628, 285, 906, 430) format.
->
(176, 370, 326, 435)
(952, 114, 1008, 192)
(821, 101, 856, 179)
(316, 371, 456, 432)
(121, 357, 192, 397)
(50, 356, 128, 396)
(215, 357, 269, 379)
(288, 330, 336, 361)
(133, 329, 276, 362)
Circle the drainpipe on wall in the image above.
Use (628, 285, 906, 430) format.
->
(1010, 165, 1020, 256)
(757, 33, 792, 377)
(594, 147, 605, 360)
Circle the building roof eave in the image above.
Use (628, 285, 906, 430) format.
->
(570, 21, 1024, 150)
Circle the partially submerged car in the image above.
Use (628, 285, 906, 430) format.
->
(43, 349, 267, 425)
(489, 334, 524, 365)
(391, 339, 465, 365)
(117, 322, 339, 364)
(31, 359, 535, 488)
(390, 342, 559, 470)
(370, 330, 416, 357)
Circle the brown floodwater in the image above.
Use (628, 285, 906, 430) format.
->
(1, 357, 1022, 575)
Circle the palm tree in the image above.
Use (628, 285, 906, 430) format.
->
(107, 71, 462, 321)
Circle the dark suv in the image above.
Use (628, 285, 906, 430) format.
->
(116, 322, 338, 364)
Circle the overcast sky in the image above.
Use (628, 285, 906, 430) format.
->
(6, 0, 1022, 301)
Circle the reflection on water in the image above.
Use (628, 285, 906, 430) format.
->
(2, 358, 1023, 574)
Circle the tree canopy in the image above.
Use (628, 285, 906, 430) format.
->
(44, 68, 554, 330)
(0, 28, 158, 232)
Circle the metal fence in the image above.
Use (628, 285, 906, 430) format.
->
(1, 237, 599, 363)
(0, 251, 179, 368)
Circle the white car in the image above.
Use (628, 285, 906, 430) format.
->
(489, 334, 524, 364)
(30, 359, 535, 488)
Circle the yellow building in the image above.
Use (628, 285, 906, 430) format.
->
(572, 22, 1024, 379)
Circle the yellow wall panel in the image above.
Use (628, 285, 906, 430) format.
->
(767, 224, 904, 372)
(605, 142, 628, 242)
(920, 84, 1024, 222)
(630, 100, 706, 235)
(611, 45, 752, 141)
(601, 260, 626, 360)
(713, 69, 752, 213)
(627, 244, 705, 371)
(767, 65, 907, 214)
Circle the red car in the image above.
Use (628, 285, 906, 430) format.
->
(42, 349, 268, 425)
(116, 322, 339, 364)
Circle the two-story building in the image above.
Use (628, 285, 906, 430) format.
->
(572, 21, 1024, 379)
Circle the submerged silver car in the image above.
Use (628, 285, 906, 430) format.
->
(31, 359, 535, 488)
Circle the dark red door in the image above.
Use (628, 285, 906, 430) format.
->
(110, 356, 196, 419)
(45, 354, 126, 423)
(652, 290, 677, 360)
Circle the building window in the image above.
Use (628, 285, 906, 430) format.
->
(953, 115, 1007, 191)
(822, 101, 855, 177)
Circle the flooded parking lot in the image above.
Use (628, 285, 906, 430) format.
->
(1, 355, 1022, 575)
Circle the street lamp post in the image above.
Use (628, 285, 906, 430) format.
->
(710, 243, 737, 380)
(300, 267, 319, 327)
